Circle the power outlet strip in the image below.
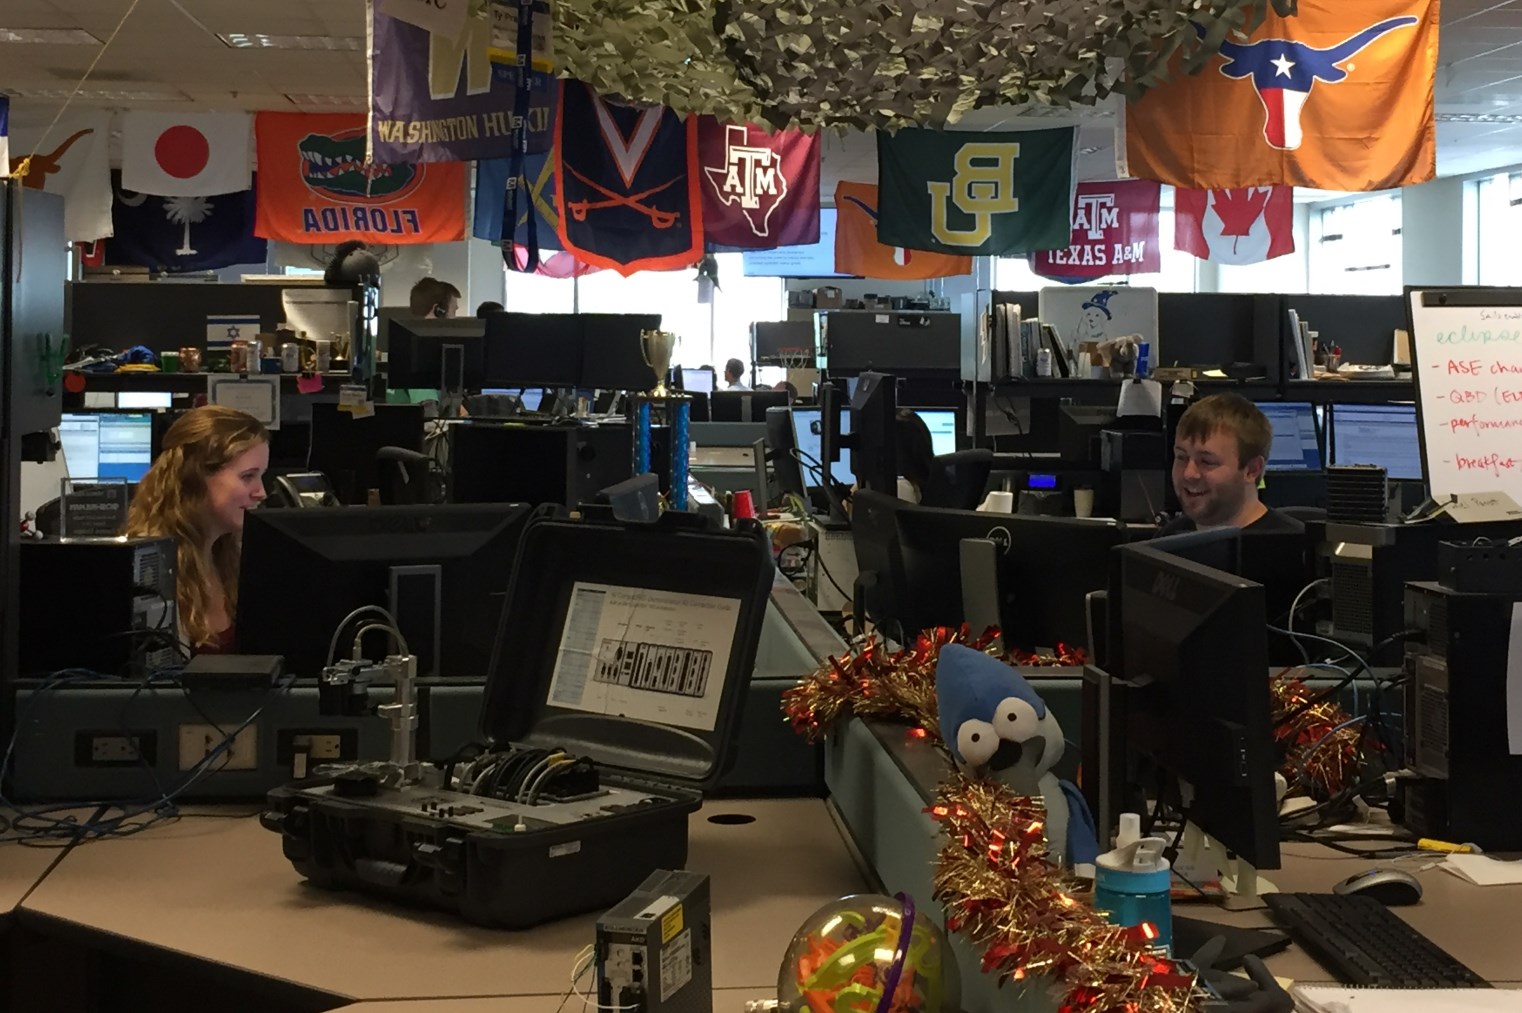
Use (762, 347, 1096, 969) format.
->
(178, 723, 258, 771)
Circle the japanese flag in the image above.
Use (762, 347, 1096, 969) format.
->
(121, 111, 252, 197)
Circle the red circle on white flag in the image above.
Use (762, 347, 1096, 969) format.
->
(155, 125, 210, 179)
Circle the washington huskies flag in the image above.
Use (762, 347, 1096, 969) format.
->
(696, 118, 819, 249)
(834, 182, 971, 280)
(555, 81, 702, 276)
(875, 126, 1076, 256)
(1122, 0, 1438, 191)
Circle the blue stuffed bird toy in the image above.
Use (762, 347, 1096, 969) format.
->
(935, 644, 1099, 872)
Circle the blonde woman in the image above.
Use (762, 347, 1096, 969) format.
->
(125, 406, 269, 653)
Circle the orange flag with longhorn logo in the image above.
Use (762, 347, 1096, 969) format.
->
(833, 182, 972, 280)
(1121, 0, 1439, 192)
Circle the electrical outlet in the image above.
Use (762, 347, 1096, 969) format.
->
(178, 723, 258, 771)
(75, 731, 157, 767)
(276, 728, 358, 765)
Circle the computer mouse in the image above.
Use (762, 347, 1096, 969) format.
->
(1333, 867, 1423, 906)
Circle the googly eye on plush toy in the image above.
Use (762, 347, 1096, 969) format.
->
(955, 719, 999, 768)
(992, 696, 1041, 744)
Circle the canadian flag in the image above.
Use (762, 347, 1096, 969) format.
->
(1174, 186, 1295, 266)
(121, 111, 252, 197)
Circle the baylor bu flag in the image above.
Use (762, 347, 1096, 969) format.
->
(695, 118, 819, 248)
(876, 125, 1076, 256)
(834, 182, 971, 280)
(1175, 186, 1296, 265)
(1122, 0, 1438, 191)
(556, 81, 703, 276)
(254, 113, 465, 244)
(1030, 180, 1160, 281)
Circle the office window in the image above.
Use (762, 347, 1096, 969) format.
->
(1309, 194, 1402, 295)
(501, 253, 784, 369)
(993, 208, 1197, 292)
(1476, 172, 1522, 286)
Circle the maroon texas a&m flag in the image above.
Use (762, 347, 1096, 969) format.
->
(695, 118, 820, 249)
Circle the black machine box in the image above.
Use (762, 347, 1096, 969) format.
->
(263, 511, 773, 927)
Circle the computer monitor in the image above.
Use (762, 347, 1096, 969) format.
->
(579, 313, 662, 390)
(893, 503, 1125, 649)
(711, 389, 788, 423)
(680, 367, 716, 395)
(308, 403, 426, 505)
(483, 312, 582, 388)
(385, 316, 487, 391)
(1332, 403, 1422, 481)
(1116, 540, 1280, 869)
(480, 388, 546, 412)
(790, 406, 852, 488)
(1257, 401, 1322, 471)
(910, 408, 959, 457)
(847, 371, 897, 495)
(59, 411, 154, 483)
(237, 503, 533, 680)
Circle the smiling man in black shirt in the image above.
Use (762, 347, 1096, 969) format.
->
(1163, 393, 1301, 535)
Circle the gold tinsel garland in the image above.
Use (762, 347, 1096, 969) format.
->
(783, 627, 1200, 1013)
(1269, 667, 1368, 801)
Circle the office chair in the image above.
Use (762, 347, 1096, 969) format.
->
(920, 449, 994, 510)
(265, 472, 339, 508)
(375, 446, 444, 505)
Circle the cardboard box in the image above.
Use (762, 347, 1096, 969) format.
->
(814, 286, 845, 309)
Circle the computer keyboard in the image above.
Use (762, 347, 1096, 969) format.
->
(1265, 892, 1489, 988)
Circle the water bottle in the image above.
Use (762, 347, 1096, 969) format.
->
(1093, 813, 1173, 955)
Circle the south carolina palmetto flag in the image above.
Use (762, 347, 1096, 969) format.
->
(1122, 0, 1438, 191)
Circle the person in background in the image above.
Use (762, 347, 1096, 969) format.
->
(124, 406, 269, 655)
(409, 277, 461, 319)
(894, 407, 935, 504)
(724, 358, 750, 390)
(1164, 393, 1300, 533)
(476, 300, 504, 318)
(773, 380, 799, 403)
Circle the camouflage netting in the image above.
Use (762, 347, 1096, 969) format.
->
(551, 0, 1283, 131)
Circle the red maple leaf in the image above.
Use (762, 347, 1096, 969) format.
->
(1211, 187, 1272, 255)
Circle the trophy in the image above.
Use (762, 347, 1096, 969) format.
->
(640, 329, 677, 397)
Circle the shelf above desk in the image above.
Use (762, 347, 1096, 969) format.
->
(63, 370, 353, 395)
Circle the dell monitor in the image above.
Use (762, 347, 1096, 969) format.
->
(59, 410, 154, 483)
(680, 367, 717, 394)
(579, 313, 662, 390)
(1332, 403, 1422, 481)
(385, 316, 487, 391)
(1116, 540, 1281, 870)
(1257, 402, 1323, 472)
(237, 503, 532, 680)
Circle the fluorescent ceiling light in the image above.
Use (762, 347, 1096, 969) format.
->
(219, 33, 362, 51)
(1436, 112, 1522, 124)
(0, 28, 101, 44)
(12, 87, 185, 101)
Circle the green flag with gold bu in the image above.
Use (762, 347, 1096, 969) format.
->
(875, 126, 1077, 256)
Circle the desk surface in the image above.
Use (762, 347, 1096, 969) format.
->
(19, 798, 867, 1003)
(864, 719, 1522, 987)
(337, 987, 769, 1011)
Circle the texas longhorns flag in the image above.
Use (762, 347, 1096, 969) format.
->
(1121, 0, 1438, 191)
(833, 181, 971, 280)
(1175, 186, 1296, 265)
(121, 111, 252, 196)
(8, 111, 113, 240)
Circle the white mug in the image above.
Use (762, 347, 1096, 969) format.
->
(1073, 488, 1095, 518)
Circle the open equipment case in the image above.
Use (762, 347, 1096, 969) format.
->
(261, 511, 774, 928)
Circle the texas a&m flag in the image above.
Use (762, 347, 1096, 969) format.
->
(1122, 0, 1438, 191)
(695, 118, 820, 249)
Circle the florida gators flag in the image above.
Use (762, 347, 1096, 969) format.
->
(555, 80, 703, 276)
(834, 182, 971, 280)
(1121, 0, 1438, 191)
(1175, 186, 1296, 265)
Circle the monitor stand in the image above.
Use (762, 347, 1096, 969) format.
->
(1174, 823, 1278, 911)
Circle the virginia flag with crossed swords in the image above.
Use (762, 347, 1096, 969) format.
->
(554, 80, 703, 276)
(1121, 0, 1438, 190)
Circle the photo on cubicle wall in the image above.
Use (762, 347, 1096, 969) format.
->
(1037, 286, 1159, 368)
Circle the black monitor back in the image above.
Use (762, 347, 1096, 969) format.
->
(765, 406, 807, 500)
(450, 422, 630, 508)
(579, 312, 661, 390)
(483, 312, 583, 387)
(712, 389, 787, 422)
(309, 403, 425, 505)
(237, 503, 531, 679)
(385, 316, 487, 389)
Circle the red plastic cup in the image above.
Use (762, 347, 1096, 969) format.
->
(732, 489, 756, 520)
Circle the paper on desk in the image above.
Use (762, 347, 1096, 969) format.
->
(1293, 986, 1522, 1012)
(1442, 852, 1522, 887)
(1509, 602, 1522, 755)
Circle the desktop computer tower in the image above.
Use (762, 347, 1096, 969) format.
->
(1099, 429, 1165, 522)
(19, 537, 177, 676)
(1399, 580, 1522, 850)
(1328, 519, 1522, 665)
(450, 422, 632, 508)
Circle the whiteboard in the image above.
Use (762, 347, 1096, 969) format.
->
(1408, 288, 1522, 502)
